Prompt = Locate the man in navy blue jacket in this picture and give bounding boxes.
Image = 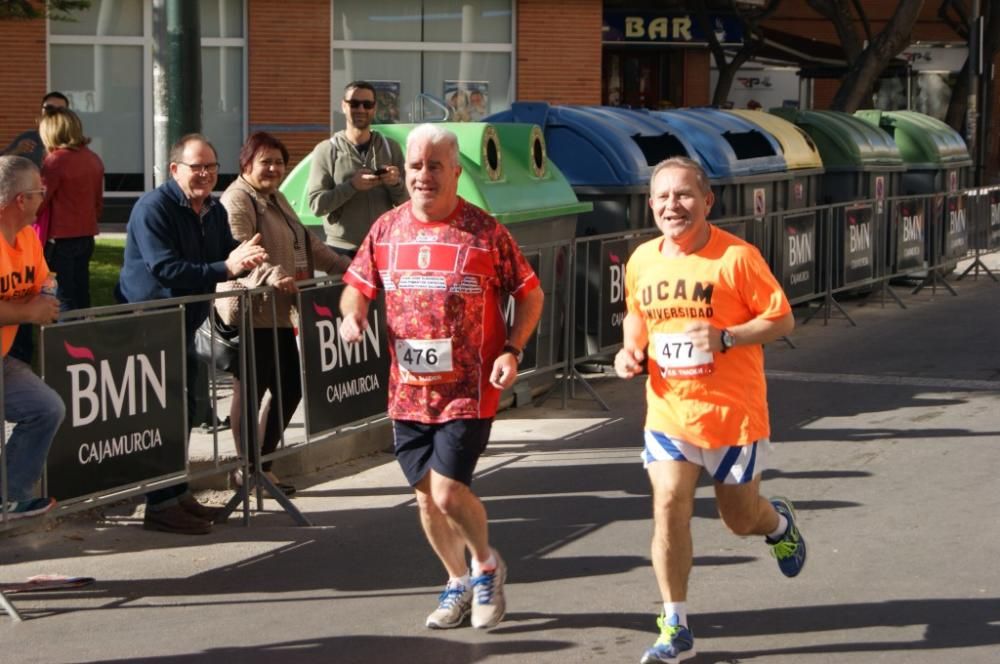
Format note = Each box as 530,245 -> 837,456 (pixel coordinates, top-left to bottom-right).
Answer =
117,133 -> 266,535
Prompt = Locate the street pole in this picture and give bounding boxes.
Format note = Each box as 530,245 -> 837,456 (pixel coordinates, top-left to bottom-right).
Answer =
152,0 -> 202,186
967,0 -> 981,186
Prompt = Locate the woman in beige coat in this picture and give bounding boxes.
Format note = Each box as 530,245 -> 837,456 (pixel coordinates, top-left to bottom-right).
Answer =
221,132 -> 349,495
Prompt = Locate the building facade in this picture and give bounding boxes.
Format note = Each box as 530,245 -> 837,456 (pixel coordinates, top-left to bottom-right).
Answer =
0,0 -> 994,221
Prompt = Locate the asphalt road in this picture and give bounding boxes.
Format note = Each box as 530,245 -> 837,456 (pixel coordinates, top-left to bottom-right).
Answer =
2,256 -> 999,663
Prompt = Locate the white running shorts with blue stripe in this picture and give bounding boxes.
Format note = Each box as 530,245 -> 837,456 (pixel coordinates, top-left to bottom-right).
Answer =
642,430 -> 772,485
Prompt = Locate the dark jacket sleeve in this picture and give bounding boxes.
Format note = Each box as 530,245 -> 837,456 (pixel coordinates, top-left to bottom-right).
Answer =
131,197 -> 231,291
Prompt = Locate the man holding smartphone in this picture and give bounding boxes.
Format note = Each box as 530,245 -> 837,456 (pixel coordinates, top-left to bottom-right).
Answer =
307,81 -> 408,257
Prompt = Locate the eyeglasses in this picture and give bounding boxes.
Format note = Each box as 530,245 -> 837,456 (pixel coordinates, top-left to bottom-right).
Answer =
178,162 -> 220,174
345,99 -> 376,110
20,187 -> 46,198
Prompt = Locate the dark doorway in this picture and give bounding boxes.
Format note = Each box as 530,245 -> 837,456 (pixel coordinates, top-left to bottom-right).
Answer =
603,48 -> 682,109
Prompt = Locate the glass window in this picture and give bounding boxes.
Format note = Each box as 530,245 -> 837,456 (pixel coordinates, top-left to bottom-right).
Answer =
422,0 -> 512,43
334,0 -> 422,41
50,44 -> 144,191
200,0 -> 244,39
332,0 -> 513,129
334,0 -> 511,43
424,51 -> 510,119
49,1 -> 247,193
202,46 -> 244,177
333,50 -> 422,125
49,0 -> 143,37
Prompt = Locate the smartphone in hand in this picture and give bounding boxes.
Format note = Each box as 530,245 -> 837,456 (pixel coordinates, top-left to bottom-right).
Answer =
372,167 -> 389,176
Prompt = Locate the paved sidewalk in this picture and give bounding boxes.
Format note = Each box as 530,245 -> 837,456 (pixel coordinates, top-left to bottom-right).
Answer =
1,255 -> 999,663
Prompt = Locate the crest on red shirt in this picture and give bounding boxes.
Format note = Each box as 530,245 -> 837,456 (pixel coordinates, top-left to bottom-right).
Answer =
418,245 -> 431,270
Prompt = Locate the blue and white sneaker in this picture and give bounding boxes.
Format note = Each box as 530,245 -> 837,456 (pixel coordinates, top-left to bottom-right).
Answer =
425,580 -> 472,629
2,496 -> 57,521
768,496 -> 806,577
640,613 -> 696,664
471,549 -> 507,629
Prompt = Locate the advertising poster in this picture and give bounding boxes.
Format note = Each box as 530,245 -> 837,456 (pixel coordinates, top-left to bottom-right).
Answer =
599,239 -> 630,349
874,175 -> 886,215
780,213 -> 817,301
945,195 -> 968,258
298,284 -> 390,436
371,80 -> 400,124
895,199 -> 925,272
41,310 -> 188,499
443,81 -> 489,122
752,187 -> 766,218
503,253 -> 540,371
844,205 -> 875,286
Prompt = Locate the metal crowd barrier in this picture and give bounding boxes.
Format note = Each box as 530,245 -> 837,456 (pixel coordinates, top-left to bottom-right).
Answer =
2,188 -> 998,532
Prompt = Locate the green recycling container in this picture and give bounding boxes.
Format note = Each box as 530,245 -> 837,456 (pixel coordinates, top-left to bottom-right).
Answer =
281,122 -> 591,386
771,108 -> 904,291
727,109 -> 825,302
855,110 -> 973,267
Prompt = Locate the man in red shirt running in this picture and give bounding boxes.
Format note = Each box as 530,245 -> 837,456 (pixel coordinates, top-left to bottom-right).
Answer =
339,123 -> 543,630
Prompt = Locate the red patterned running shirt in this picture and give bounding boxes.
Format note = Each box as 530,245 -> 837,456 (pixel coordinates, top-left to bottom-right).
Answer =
343,197 -> 540,423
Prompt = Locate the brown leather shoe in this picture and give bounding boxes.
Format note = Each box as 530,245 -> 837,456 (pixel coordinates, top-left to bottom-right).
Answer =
178,493 -> 227,524
143,504 -> 212,535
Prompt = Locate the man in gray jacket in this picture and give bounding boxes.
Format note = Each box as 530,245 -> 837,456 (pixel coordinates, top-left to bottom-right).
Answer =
307,81 -> 408,256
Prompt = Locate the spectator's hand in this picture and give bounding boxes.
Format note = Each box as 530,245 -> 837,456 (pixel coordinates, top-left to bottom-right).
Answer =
339,312 -> 368,343
273,276 -> 298,294
489,353 -> 519,390
226,233 -> 268,276
26,293 -> 60,325
683,320 -> 720,353
379,165 -> 401,187
614,346 -> 645,379
350,169 -> 380,192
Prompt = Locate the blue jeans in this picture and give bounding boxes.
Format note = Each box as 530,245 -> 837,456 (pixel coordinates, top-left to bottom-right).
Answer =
1,356 -> 66,501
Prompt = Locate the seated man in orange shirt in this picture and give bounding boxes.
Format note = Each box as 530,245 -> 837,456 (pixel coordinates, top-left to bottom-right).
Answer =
615,157 -> 805,664
0,156 -> 64,520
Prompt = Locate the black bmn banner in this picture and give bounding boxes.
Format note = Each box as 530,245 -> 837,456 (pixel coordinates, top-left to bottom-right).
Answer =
298,284 -> 390,436
599,239 -> 629,349
781,212 -> 817,300
844,205 -> 875,286
895,199 -> 925,272
41,310 -> 187,499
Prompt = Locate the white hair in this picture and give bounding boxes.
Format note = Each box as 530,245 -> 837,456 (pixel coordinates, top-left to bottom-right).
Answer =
406,123 -> 459,166
0,156 -> 39,208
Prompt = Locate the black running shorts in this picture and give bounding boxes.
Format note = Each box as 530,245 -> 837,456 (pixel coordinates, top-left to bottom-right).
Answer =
392,418 -> 493,487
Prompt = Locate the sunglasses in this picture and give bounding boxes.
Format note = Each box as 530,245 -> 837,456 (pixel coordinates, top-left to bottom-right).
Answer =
345,99 -> 376,110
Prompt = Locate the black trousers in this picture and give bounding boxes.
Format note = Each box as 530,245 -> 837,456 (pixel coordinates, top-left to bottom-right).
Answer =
246,327 -> 302,472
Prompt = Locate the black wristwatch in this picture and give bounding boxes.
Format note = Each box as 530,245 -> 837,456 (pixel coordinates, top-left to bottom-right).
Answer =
502,343 -> 523,364
720,329 -> 735,353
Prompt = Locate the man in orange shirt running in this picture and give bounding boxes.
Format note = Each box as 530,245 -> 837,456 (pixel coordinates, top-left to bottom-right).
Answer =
615,157 -> 805,664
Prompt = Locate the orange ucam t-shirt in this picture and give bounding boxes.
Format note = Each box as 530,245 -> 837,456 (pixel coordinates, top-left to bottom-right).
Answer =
625,225 -> 790,449
0,226 -> 50,357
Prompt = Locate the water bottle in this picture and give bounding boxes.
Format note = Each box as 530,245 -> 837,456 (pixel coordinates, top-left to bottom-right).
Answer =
41,272 -> 57,297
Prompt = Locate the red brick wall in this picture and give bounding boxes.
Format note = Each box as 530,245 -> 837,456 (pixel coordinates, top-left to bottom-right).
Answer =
683,49 -> 711,107
247,0 -> 330,169
517,0 -> 602,104
0,17 -> 47,149
812,79 -> 839,110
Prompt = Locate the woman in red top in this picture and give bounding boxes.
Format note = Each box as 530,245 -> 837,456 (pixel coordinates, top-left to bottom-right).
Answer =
38,107 -> 104,310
